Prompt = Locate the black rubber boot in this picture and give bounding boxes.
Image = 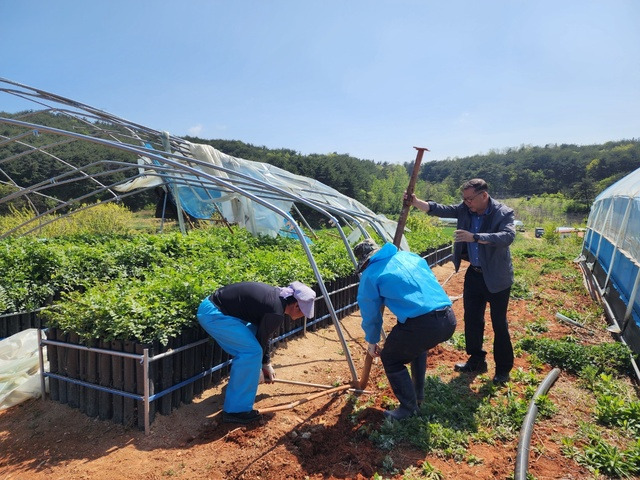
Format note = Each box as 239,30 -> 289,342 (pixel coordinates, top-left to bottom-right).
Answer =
411,351 -> 427,407
222,409 -> 262,424
383,369 -> 418,421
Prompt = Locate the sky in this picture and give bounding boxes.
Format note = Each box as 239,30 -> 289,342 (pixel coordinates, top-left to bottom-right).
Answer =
1,0 -> 639,164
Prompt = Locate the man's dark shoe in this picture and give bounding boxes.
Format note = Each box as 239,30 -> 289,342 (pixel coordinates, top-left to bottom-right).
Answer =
493,372 -> 510,385
454,360 -> 488,373
222,409 -> 262,424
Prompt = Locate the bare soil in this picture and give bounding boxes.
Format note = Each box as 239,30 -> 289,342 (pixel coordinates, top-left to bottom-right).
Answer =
0,261 -> 623,480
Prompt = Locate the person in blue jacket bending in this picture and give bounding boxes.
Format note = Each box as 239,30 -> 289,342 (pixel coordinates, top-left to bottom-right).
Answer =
354,239 -> 457,421
197,281 -> 316,424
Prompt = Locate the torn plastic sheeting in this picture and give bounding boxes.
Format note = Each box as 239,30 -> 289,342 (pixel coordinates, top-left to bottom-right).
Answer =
114,141 -> 404,248
186,143 -> 405,247
0,329 -> 48,411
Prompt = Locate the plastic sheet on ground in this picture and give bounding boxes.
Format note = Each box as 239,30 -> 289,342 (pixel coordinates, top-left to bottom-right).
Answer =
0,328 -> 48,411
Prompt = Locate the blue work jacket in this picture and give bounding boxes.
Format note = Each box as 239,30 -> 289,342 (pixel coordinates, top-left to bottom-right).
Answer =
357,243 -> 452,344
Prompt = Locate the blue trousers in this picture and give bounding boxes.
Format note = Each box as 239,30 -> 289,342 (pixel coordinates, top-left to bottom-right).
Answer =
197,297 -> 262,413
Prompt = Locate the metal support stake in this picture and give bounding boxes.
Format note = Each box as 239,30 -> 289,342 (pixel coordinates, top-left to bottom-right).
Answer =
143,348 -> 150,435
38,328 -> 46,402
393,146 -> 429,246
623,269 -> 640,330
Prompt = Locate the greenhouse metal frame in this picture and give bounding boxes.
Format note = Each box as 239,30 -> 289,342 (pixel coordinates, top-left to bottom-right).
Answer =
0,77 -> 414,396
580,166 -> 640,379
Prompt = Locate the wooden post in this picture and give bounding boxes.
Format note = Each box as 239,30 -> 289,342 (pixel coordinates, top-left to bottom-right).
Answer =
86,339 -> 98,418
181,331 -> 194,404
171,336 -> 183,407
160,342 -> 174,415
202,337 -> 214,390
123,341 -> 136,426
56,330 -> 68,405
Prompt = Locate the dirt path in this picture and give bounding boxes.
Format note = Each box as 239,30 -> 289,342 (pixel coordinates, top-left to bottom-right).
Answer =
0,262 -> 612,479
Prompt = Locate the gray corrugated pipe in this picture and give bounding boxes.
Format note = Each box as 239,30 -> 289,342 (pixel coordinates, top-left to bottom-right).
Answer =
514,368 -> 561,480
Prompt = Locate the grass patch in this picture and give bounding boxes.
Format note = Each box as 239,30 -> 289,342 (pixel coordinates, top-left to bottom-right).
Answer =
518,336 -> 633,377
561,421 -> 640,478
367,371 -> 555,462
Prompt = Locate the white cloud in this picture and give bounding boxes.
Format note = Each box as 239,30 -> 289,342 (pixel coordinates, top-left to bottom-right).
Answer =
188,124 -> 203,136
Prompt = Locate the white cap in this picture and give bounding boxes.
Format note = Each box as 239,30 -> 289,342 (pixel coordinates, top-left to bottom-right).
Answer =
289,281 -> 316,318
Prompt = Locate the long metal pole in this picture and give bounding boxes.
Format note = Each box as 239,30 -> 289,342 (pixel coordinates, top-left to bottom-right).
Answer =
38,329 -> 47,402
273,378 -> 370,394
143,348 -> 150,435
258,384 -> 352,413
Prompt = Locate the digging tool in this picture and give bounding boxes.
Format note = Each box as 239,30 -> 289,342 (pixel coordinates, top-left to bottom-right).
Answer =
359,146 -> 429,390
273,377 -> 370,393
258,384 -> 352,413
359,347 -> 376,390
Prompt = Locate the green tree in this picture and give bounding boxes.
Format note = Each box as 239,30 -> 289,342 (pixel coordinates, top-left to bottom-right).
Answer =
366,164 -> 410,214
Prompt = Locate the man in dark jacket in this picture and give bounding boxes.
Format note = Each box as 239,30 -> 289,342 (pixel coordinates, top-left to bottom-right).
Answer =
197,281 -> 316,423
407,178 -> 515,384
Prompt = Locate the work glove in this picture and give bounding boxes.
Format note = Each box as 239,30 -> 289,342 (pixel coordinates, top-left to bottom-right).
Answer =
367,342 -> 380,358
262,363 -> 276,383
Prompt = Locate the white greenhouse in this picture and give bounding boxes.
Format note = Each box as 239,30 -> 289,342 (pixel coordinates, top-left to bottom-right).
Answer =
580,166 -> 640,366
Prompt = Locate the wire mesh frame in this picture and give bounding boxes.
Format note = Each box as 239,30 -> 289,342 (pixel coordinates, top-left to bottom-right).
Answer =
0,78 -> 395,237
0,115 -> 388,247
0,78 -> 394,251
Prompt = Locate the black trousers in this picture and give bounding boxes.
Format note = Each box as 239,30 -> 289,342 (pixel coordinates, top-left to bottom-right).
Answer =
463,268 -> 514,373
381,307 -> 457,374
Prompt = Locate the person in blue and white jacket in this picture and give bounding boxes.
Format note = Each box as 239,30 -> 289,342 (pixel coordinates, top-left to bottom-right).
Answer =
354,240 -> 457,420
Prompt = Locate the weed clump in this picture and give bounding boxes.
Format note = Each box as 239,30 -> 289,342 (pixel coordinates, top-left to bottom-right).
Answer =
517,336 -> 633,377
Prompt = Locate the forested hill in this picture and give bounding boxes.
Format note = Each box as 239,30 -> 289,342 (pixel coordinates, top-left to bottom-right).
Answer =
190,136 -> 640,213
1,110 -> 638,216
417,141 -> 640,201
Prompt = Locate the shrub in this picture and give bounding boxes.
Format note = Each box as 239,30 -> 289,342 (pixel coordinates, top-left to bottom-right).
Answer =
0,203 -> 136,237
4,222 -> 449,343
517,336 -> 633,377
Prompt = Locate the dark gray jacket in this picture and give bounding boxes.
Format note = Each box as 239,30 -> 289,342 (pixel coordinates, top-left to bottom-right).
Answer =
427,197 -> 515,293
210,282 -> 286,364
